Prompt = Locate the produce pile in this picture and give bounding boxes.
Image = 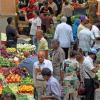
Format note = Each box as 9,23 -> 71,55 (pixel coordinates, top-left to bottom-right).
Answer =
6,48 -> 16,53
0,67 -> 34,99
0,57 -> 12,67
71,2 -> 82,9
17,44 -> 36,51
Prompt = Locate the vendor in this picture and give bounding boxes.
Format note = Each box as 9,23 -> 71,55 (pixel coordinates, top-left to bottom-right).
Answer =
6,17 -> 20,48
18,51 -> 38,77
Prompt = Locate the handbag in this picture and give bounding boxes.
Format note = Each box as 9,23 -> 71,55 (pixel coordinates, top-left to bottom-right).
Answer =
85,71 -> 99,89
78,82 -> 86,95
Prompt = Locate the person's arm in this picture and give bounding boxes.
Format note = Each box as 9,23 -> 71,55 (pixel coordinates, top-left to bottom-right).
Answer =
91,64 -> 100,73
87,61 -> 100,73
54,26 -> 59,39
12,28 -> 20,38
15,31 -> 20,38
45,50 -> 48,59
40,95 -> 56,100
36,18 -> 42,30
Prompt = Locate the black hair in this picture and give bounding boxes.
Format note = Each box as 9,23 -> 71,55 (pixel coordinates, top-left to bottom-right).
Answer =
88,52 -> 96,55
43,1 -> 48,5
88,52 -> 97,62
65,1 -> 69,5
35,10 -> 40,16
1,93 -> 16,100
7,17 -> 13,24
41,68 -> 51,76
70,50 -> 77,58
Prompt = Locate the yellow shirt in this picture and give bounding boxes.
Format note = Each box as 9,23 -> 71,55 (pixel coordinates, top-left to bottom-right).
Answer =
38,37 -> 48,51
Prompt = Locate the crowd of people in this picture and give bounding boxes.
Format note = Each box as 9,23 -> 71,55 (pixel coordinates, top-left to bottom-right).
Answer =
3,0 -> 100,100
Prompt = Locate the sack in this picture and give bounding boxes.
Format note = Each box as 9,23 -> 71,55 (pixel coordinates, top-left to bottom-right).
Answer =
85,70 -> 99,89
78,82 -> 86,95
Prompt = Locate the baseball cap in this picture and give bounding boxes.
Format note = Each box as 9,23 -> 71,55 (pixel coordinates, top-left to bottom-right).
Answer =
89,48 -> 97,54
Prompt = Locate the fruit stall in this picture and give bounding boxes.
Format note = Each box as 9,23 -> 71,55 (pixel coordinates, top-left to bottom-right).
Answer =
0,42 -> 36,99
71,2 -> 86,15
0,58 -> 35,100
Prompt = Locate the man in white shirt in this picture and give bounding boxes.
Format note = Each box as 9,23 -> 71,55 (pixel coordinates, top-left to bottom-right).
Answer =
33,51 -> 53,99
34,51 -> 53,79
54,16 -> 73,59
82,48 -> 100,100
26,11 -> 41,44
78,23 -> 93,55
91,23 -> 100,50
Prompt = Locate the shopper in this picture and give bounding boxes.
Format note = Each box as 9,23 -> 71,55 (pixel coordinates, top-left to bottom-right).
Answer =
41,68 -> 61,100
62,50 -> 79,100
18,51 -> 38,77
82,48 -> 100,100
25,10 -> 41,44
78,23 -> 93,55
61,1 -> 74,25
35,29 -> 48,59
54,16 -> 74,59
91,21 -> 100,51
77,15 -> 87,38
33,51 -> 53,99
6,17 -> 20,47
34,50 -> 53,79
48,0 -> 58,16
51,39 -> 65,81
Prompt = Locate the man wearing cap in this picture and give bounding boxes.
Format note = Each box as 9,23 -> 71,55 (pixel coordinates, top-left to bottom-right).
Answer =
54,16 -> 74,59
82,48 -> 100,100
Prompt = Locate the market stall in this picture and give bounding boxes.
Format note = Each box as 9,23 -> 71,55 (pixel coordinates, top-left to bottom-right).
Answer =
0,40 -> 36,99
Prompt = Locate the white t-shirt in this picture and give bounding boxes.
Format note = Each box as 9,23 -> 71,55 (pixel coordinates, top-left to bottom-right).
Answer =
29,17 -> 41,36
49,2 -> 58,13
34,59 -> 53,72
91,25 -> 100,49
82,56 -> 95,79
54,22 -> 73,48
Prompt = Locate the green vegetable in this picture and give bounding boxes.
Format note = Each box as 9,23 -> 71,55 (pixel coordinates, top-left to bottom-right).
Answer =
2,85 -> 13,94
0,57 -> 11,67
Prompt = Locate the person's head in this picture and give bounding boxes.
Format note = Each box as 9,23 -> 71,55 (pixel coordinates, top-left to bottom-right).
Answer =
7,17 -> 14,25
1,93 -> 16,100
35,29 -> 43,40
84,23 -> 92,30
41,68 -> 51,81
65,1 -> 69,5
51,39 -> 60,49
70,50 -> 77,59
76,52 -> 84,64
34,10 -> 40,17
94,19 -> 100,27
88,48 -> 97,61
23,51 -> 30,58
80,15 -> 89,25
48,0 -> 53,4
37,51 -> 45,63
43,1 -> 48,8
61,16 -> 67,23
